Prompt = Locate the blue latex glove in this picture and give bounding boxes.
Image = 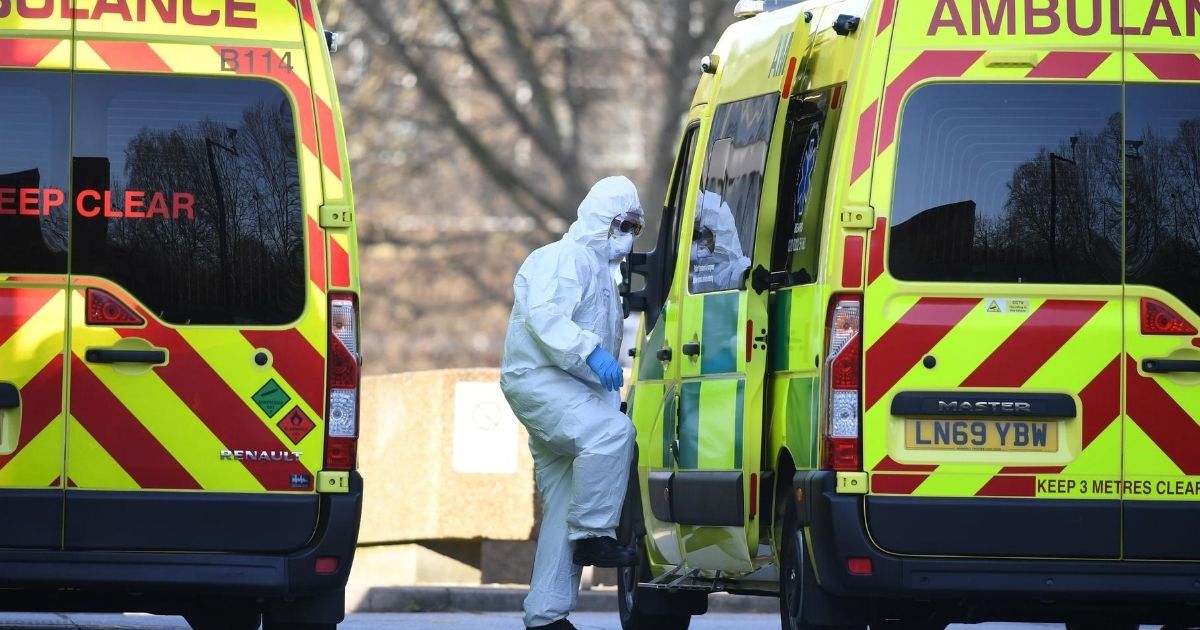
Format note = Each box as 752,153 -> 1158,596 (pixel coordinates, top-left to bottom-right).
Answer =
586,346 -> 623,392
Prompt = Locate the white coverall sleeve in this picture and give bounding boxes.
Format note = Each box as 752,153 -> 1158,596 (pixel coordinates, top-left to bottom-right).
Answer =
523,253 -> 602,373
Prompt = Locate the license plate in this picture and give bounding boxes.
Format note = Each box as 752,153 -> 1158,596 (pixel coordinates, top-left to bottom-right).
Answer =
904,419 -> 1058,452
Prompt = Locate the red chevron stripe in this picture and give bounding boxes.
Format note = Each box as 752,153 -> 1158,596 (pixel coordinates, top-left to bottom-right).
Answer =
1080,356 -> 1121,449
0,38 -> 58,67
330,237 -> 350,287
1125,356 -> 1200,476
878,51 -> 982,155
851,101 -> 878,183
867,217 -> 887,285
877,0 -> 897,34
871,473 -> 928,494
308,215 -> 326,291
287,0 -> 318,30
242,328 -> 325,415
0,355 -> 63,475
316,95 -> 343,180
873,455 -> 936,472
842,236 -> 864,289
0,287 -> 58,349
865,297 -> 979,411
70,358 -> 200,489
117,321 -> 312,490
960,300 -> 1106,388
975,475 -> 1035,497
87,41 -> 171,73
1027,52 -> 1110,79
1135,53 -> 1200,81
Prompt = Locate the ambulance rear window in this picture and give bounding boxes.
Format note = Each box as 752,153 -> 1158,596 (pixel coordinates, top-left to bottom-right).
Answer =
889,83 -> 1122,285
71,74 -> 305,325
0,73 -> 70,274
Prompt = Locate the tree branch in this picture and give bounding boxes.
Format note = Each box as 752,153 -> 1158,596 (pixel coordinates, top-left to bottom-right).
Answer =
432,0 -> 568,167
490,0 -> 562,147
352,0 -> 570,226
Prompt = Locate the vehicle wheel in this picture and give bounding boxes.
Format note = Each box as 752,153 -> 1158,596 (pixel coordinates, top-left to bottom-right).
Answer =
184,608 -> 261,630
618,536 -> 691,630
779,500 -> 862,630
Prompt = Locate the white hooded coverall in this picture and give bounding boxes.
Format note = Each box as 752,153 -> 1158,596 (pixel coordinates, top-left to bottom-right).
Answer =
500,176 -> 639,628
691,189 -> 752,292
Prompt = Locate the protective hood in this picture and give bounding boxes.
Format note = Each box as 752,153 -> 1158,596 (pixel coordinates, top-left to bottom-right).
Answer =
697,190 -> 745,259
565,176 -> 642,258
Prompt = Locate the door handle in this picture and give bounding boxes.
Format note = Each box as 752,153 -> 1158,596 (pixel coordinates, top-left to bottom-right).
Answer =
681,341 -> 701,357
0,383 -> 17,409
656,348 -> 672,362
1143,358 -> 1200,374
85,348 -> 167,365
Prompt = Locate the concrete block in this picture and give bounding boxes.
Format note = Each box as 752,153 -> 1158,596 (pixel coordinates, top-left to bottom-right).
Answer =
359,370 -> 535,543
345,543 -> 484,611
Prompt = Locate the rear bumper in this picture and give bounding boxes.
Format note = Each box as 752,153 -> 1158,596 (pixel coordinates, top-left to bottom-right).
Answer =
795,470 -> 1200,602
0,471 -> 363,602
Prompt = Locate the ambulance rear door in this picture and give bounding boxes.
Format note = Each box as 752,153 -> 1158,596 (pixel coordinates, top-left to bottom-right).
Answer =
62,3 -> 329,552
1121,1 -> 1200,559
862,1 -> 1125,559
0,21 -> 72,547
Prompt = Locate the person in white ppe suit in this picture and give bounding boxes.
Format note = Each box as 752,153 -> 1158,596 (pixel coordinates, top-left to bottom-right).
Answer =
500,176 -> 643,630
689,189 -> 751,292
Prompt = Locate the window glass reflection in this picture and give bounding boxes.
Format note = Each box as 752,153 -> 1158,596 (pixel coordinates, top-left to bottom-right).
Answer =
690,94 -> 777,293
1125,85 -> 1200,316
890,83 -> 1122,285
71,74 -> 304,325
0,73 -> 70,274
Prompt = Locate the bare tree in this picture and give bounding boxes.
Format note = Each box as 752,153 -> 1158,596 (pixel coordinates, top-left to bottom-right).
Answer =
315,0 -> 732,373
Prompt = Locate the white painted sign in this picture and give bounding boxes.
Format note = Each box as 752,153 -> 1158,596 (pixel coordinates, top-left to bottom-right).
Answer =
452,381 -> 520,474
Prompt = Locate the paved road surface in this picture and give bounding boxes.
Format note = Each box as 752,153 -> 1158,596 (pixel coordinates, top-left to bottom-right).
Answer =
0,614 -> 1081,630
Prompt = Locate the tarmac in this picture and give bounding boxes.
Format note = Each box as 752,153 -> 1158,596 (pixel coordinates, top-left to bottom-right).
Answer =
352,586 -> 779,615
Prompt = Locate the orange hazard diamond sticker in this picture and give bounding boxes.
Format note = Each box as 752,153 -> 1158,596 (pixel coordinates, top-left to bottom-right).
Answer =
277,406 -> 315,445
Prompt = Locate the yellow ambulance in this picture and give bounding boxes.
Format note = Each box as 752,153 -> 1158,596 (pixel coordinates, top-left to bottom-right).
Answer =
621,0 -> 1200,628
0,1 -> 361,628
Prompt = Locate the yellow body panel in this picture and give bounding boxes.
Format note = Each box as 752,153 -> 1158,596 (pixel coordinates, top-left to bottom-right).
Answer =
0,0 -> 358,516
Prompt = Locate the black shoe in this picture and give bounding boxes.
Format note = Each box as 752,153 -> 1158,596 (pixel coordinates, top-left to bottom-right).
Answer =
572,536 -> 637,568
527,619 -> 577,629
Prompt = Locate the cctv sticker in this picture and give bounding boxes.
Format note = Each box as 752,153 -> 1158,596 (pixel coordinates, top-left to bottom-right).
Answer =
985,298 -> 1031,314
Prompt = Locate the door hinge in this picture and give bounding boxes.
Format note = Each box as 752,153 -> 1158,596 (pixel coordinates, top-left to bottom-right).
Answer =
320,204 -> 354,229
839,206 -> 875,229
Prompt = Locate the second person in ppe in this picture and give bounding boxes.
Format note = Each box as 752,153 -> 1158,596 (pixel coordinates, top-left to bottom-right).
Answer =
500,176 -> 643,630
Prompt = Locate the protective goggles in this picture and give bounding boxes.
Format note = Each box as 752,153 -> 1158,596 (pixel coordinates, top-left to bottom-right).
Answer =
610,213 -> 644,237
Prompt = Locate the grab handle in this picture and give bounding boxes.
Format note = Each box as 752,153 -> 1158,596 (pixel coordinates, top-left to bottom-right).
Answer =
1142,359 -> 1200,374
85,349 -> 167,365
0,383 -> 17,409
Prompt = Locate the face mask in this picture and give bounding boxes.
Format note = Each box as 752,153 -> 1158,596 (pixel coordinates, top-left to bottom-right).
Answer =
692,243 -> 712,260
608,232 -> 634,261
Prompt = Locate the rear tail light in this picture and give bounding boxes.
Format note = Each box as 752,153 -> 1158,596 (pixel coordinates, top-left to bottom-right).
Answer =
326,293 -> 360,470
86,288 -> 144,326
823,295 -> 862,471
847,557 -> 873,575
1141,298 -> 1197,335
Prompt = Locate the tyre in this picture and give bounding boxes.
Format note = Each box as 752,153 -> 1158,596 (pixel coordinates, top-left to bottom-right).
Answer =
779,499 -> 863,630
618,537 -> 692,630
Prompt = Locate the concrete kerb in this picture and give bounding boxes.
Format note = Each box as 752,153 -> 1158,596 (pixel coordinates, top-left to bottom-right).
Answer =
355,586 -> 779,615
